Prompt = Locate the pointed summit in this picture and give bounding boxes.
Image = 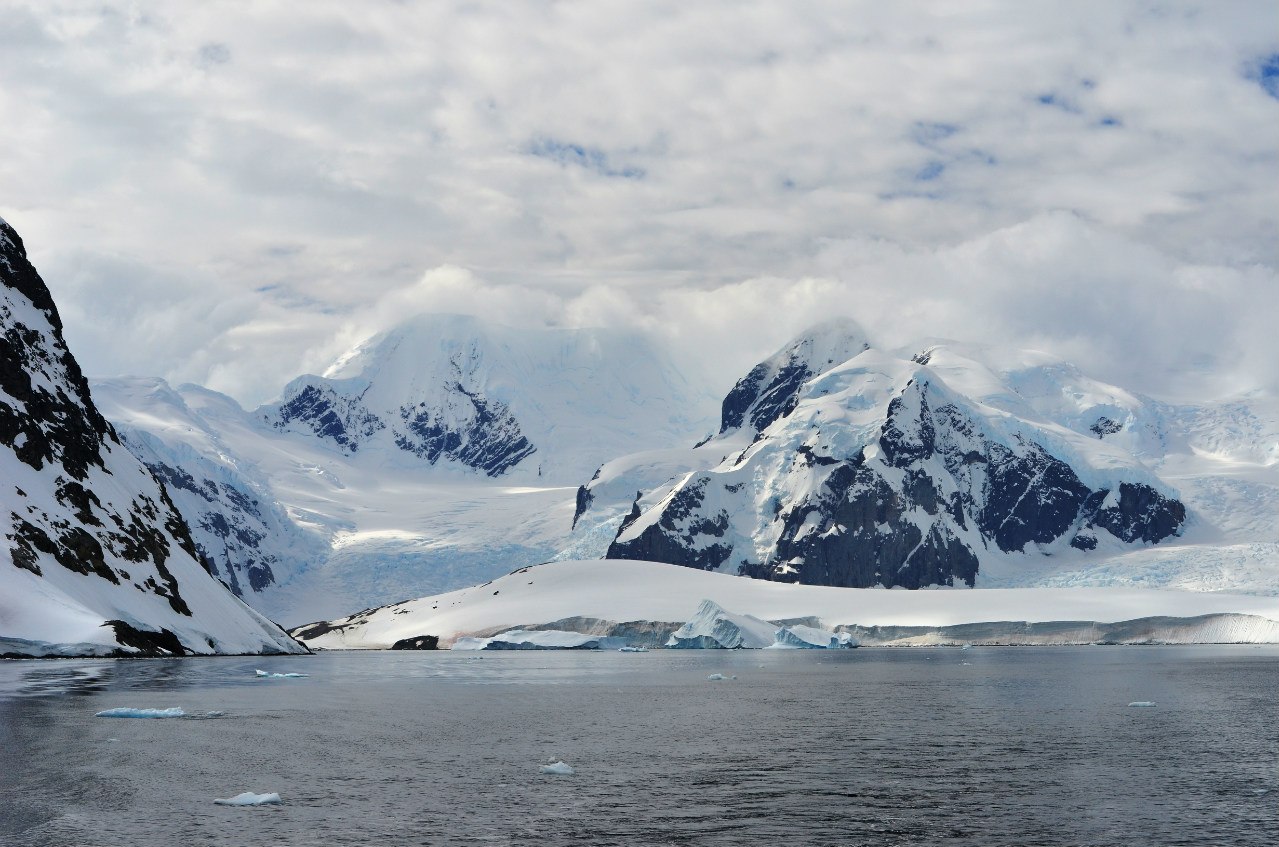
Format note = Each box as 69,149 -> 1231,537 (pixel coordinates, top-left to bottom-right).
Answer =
720,317 -> 871,434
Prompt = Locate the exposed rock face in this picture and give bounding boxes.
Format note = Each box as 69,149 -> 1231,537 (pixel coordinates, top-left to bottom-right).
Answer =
607,329 -> 1187,589
719,317 -> 870,435
0,217 -> 304,656
274,383 -> 384,453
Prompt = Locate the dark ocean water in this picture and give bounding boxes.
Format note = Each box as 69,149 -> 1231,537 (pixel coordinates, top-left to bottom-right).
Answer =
1,647 -> 1275,847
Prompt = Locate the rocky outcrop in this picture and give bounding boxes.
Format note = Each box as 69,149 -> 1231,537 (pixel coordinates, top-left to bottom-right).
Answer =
1,217 -> 304,656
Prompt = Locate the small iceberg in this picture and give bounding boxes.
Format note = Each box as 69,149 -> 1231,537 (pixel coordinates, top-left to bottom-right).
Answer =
95,707 -> 185,719
255,670 -> 307,678
539,761 -> 575,775
706,673 -> 736,681
213,792 -> 282,806
1128,701 -> 1157,708
617,646 -> 649,653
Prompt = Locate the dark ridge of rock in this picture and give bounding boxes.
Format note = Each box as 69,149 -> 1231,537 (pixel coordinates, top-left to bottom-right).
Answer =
2,218 -> 200,617
607,477 -> 733,570
1090,417 -> 1123,438
394,385 -> 536,476
572,483 -> 593,529
390,635 -> 439,650
0,221 -> 111,482
273,384 -> 384,452
103,620 -> 192,656
1090,482 -> 1187,544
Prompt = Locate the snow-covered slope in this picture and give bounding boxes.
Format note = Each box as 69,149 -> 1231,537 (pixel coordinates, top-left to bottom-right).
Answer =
93,317 -> 717,623
263,314 -> 714,483
290,559 -> 1279,649
583,325 -> 1277,594
0,217 -> 304,657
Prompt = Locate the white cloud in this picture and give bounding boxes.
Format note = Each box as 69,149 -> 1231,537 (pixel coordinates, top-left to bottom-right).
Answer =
0,1 -> 1274,406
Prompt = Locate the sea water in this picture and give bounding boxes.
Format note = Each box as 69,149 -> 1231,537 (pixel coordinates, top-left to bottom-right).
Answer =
1,647 -> 1275,846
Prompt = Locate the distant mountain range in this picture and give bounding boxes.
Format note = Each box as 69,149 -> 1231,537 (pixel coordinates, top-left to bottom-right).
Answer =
92,315 -> 717,622
6,215 -> 1278,652
574,321 -> 1278,595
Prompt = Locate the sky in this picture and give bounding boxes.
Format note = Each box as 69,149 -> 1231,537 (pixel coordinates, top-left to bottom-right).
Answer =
1,1 -> 1276,407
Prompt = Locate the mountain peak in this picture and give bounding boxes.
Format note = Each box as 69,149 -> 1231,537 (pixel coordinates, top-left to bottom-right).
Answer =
720,317 -> 872,435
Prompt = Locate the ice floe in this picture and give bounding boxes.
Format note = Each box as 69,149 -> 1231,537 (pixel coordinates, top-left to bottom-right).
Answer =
213,792 -> 282,806
539,761 -> 575,775
1127,701 -> 1158,708
706,673 -> 737,681
94,707 -> 185,719
255,670 -> 308,678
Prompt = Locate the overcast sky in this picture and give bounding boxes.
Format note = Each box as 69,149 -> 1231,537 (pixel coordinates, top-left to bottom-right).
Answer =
2,1 -> 1276,407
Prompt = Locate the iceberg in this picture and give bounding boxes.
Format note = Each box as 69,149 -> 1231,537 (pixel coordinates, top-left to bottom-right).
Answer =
1127,701 -> 1158,708
667,600 -> 778,649
706,673 -> 737,681
539,761 -> 575,775
617,645 -> 649,652
213,792 -> 282,806
255,670 -> 307,678
95,707 -> 185,719
773,624 -> 857,649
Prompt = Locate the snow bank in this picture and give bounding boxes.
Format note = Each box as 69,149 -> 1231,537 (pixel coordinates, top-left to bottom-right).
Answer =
95,708 -> 185,719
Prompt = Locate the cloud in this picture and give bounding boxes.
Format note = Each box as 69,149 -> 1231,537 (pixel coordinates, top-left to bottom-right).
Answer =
0,1 -> 1273,406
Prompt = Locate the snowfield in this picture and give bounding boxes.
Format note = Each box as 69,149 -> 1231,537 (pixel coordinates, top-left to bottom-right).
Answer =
293,559 -> 1279,649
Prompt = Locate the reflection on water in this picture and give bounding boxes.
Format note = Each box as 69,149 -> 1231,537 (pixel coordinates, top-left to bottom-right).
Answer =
1,648 -> 1276,846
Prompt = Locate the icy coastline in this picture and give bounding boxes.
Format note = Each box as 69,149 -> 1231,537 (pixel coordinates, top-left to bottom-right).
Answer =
291,559 -> 1279,650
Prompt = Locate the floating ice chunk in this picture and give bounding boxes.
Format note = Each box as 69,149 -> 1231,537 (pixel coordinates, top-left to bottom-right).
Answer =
255,670 -> 307,678
706,673 -> 737,681
540,761 -> 575,775
1128,701 -> 1157,708
95,707 -> 185,719
617,646 -> 648,652
213,792 -> 282,806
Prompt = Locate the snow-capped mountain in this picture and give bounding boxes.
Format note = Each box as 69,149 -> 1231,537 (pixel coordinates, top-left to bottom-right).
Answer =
263,314 -> 712,482
93,317 -> 717,622
574,322 -> 1278,594
0,217 -> 304,657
